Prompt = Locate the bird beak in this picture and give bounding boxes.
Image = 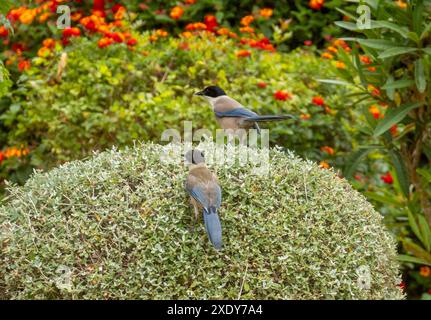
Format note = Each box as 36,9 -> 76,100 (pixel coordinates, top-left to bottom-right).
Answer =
194,91 -> 204,96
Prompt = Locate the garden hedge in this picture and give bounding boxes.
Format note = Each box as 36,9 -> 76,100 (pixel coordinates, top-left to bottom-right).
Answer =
0,142 -> 404,299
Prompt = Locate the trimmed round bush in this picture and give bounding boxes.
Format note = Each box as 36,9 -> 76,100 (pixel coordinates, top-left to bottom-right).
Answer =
0,142 -> 403,299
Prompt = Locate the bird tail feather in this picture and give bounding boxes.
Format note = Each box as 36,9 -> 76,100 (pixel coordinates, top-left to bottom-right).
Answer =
203,207 -> 222,250
244,114 -> 296,122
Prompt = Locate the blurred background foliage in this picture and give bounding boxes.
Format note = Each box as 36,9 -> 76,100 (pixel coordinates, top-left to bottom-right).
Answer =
0,0 -> 430,299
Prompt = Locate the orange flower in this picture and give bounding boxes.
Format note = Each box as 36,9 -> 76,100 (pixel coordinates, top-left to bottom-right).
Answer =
259,8 -> 273,18
334,61 -> 346,69
39,12 -> 51,23
156,29 -> 169,37
420,266 -> 431,277
114,6 -> 126,20
19,9 -> 37,24
360,55 -> 372,64
71,12 -> 83,22
300,114 -> 311,120
217,28 -> 231,36
185,22 -> 207,31
240,15 -> 254,26
369,105 -> 381,119
236,50 -> 251,58
240,26 -> 254,33
18,60 -> 31,72
326,46 -> 338,53
170,6 -> 184,20
43,38 -> 56,49
37,46 -> 50,57
312,96 -> 325,106
321,146 -> 335,155
319,161 -> 330,169
185,0 -> 197,3
309,0 -> 325,10
98,37 -> 114,48
274,90 -> 292,101
181,31 -> 193,38
368,66 -> 377,72
321,52 -> 333,59
396,0 -> 407,9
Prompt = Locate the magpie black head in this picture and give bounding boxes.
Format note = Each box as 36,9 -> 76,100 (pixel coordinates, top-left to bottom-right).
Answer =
185,149 -> 205,165
194,86 -> 226,98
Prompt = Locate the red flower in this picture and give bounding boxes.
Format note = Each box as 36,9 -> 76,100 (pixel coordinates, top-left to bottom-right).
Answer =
257,82 -> 267,88
112,3 -> 124,13
398,281 -> 406,290
274,90 -> 291,101
127,38 -> 137,46
204,15 -> 218,32
390,124 -> 398,136
0,151 -> 4,165
18,60 -> 31,72
0,26 -> 8,38
63,27 -> 81,38
304,40 -> 313,46
381,172 -> 394,184
312,96 -> 325,106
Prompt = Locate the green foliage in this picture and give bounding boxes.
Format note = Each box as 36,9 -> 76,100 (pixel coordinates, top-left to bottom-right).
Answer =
331,0 -> 431,297
0,61 -> 11,98
0,142 -> 404,299
0,35 -> 355,188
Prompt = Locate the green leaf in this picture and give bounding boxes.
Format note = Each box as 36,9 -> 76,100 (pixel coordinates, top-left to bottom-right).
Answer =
406,209 -> 423,243
398,254 -> 431,266
413,0 -> 424,35
373,102 -> 421,137
390,150 -> 410,198
343,147 -> 374,179
352,38 -> 397,50
378,47 -> 418,59
373,21 -> 410,38
417,168 -> 431,184
418,215 -> 431,252
420,23 -> 431,40
402,239 -> 431,264
335,8 -> 357,21
381,79 -> 414,90
334,21 -> 359,31
414,58 -> 427,93
316,79 -> 352,86
364,191 -> 401,206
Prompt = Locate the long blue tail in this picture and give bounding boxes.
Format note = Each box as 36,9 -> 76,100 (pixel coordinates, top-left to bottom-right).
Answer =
203,207 -> 222,250
246,114 -> 296,122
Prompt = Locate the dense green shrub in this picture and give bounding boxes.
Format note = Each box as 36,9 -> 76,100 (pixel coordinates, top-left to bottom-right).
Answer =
0,142 -> 403,299
1,35 -> 355,187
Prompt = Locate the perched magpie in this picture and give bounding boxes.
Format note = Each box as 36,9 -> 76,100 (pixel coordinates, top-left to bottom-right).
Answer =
195,85 -> 295,133
185,149 -> 222,250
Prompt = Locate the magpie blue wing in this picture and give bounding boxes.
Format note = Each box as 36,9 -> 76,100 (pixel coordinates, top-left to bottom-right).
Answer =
214,108 -> 258,118
185,184 -> 210,208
